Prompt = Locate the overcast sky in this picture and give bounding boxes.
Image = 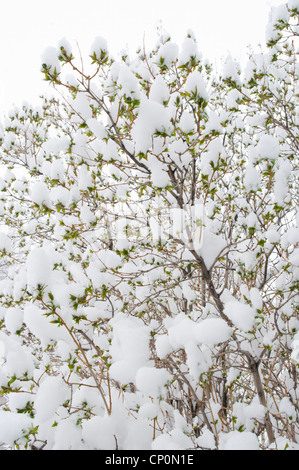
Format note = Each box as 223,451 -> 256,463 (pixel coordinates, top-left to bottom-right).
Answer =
0,0 -> 283,115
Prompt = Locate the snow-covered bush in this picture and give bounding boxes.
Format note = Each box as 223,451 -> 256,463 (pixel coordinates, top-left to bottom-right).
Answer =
0,1 -> 298,450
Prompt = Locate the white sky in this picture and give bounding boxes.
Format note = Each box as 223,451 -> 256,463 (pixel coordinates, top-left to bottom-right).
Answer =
0,0 -> 283,115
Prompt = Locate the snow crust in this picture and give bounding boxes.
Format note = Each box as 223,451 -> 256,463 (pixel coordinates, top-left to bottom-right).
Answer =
131,97 -> 172,153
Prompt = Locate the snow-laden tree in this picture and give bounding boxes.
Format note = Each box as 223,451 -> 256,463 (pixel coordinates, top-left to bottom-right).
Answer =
0,0 -> 298,450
